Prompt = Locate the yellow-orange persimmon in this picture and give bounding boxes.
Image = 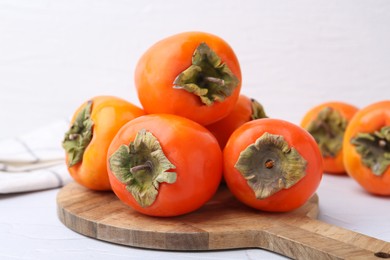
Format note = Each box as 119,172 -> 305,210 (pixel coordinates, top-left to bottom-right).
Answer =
62,96 -> 145,190
343,100 -> 390,196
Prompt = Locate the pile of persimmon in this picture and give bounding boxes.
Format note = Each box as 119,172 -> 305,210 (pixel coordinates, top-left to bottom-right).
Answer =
301,100 -> 390,196
63,31 -> 327,217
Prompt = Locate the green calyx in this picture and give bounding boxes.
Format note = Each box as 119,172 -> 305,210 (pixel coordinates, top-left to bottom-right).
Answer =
235,132 -> 307,199
306,107 -> 347,157
251,98 -> 268,120
62,101 -> 94,167
173,42 -> 239,106
109,129 -> 177,208
351,126 -> 390,176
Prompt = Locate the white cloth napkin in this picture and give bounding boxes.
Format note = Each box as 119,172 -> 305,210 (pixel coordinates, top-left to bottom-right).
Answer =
0,120 -> 73,194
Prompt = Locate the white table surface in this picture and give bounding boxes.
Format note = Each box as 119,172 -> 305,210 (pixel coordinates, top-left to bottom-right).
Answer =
1,1 -> 389,259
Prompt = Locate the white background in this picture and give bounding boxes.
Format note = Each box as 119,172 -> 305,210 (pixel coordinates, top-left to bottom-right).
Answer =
1,0 -> 390,138
0,1 -> 389,259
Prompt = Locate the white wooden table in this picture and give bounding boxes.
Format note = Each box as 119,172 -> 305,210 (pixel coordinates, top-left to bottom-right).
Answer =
1,1 -> 389,259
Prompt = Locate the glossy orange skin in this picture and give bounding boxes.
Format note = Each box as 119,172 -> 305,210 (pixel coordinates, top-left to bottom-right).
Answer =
66,96 -> 145,191
107,114 -> 223,217
223,118 -> 323,212
301,102 -> 359,175
343,100 -> 390,196
134,31 -> 242,126
207,95 -> 254,149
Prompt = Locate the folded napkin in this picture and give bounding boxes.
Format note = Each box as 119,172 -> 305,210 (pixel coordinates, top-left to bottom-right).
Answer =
0,120 -> 73,194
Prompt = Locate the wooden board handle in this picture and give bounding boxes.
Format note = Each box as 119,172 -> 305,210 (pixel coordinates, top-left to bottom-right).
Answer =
252,217 -> 390,259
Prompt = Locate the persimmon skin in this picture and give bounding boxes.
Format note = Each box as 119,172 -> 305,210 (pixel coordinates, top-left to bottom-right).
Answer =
343,100 -> 390,196
134,31 -> 242,126
107,114 -> 223,217
301,102 -> 358,175
207,95 -> 254,149
66,96 -> 145,191
223,118 -> 323,212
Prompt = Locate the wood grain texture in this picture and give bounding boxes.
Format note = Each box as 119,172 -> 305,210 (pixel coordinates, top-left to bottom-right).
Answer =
57,182 -> 390,260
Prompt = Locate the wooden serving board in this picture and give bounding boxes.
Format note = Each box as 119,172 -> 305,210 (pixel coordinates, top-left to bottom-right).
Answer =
57,182 -> 390,259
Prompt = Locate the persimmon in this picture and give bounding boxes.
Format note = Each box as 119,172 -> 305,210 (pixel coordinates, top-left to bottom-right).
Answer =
107,114 -> 222,217
301,102 -> 358,174
134,31 -> 242,126
62,96 -> 145,190
343,100 -> 390,196
223,118 -> 323,212
207,94 -> 267,149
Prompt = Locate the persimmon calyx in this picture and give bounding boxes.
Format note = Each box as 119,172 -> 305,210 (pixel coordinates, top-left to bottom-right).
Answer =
173,42 -> 239,106
62,100 -> 94,167
306,107 -> 347,157
235,132 -> 307,199
251,98 -> 268,120
351,126 -> 390,176
109,129 -> 177,208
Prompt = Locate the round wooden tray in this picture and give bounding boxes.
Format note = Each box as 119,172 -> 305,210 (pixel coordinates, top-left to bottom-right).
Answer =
57,182 -> 389,259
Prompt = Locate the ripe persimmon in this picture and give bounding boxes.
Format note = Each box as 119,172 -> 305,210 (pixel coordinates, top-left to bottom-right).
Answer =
223,118 -> 323,212
206,94 -> 267,149
343,100 -> 390,196
107,114 -> 222,216
301,102 -> 358,174
135,31 -> 242,125
62,96 -> 145,190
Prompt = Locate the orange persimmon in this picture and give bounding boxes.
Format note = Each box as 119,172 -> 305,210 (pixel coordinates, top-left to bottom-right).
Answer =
343,100 -> 390,196
107,114 -> 222,217
62,96 -> 145,190
134,31 -> 242,126
223,118 -> 323,212
207,94 -> 267,149
301,102 -> 358,174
